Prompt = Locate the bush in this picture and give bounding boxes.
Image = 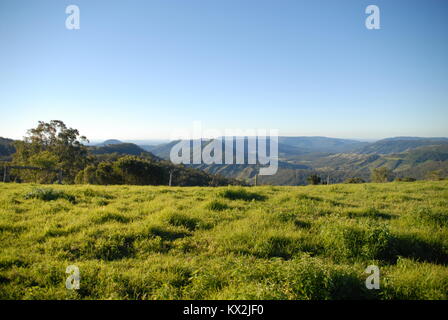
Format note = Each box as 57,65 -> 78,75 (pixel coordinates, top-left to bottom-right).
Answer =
307,174 -> 321,185
395,177 -> 416,182
344,177 -> 365,184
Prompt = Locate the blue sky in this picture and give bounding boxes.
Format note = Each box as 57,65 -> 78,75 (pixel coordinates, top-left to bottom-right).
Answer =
1,0 -> 447,140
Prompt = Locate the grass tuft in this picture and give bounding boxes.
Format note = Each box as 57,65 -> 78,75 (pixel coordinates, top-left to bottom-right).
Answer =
219,188 -> 266,201
24,188 -> 76,203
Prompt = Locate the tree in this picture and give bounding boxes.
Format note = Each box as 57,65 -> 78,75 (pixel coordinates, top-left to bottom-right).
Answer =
395,177 -> 416,182
96,162 -> 122,185
75,165 -> 98,184
13,120 -> 89,183
426,170 -> 443,181
74,162 -> 122,185
371,167 -> 393,183
344,177 -> 366,184
115,156 -> 167,185
307,174 -> 321,185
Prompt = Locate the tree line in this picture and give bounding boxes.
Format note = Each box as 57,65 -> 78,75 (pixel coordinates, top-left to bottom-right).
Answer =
5,120 -> 241,186
306,167 -> 443,185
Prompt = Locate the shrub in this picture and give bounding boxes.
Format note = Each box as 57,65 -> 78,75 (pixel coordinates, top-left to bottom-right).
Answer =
395,177 -> 416,182
307,174 -> 321,185
344,177 -> 365,184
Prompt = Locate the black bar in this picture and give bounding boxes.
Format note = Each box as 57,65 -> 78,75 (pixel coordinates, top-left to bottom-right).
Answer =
0,300 -> 446,319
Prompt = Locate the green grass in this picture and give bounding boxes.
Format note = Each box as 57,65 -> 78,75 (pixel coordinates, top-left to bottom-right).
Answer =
0,181 -> 447,300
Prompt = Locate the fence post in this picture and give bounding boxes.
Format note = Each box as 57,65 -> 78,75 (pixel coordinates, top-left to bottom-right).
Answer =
57,170 -> 63,184
169,170 -> 173,187
3,166 -> 10,183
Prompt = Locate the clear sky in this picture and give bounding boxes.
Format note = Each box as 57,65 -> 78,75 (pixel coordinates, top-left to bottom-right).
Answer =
1,0 -> 447,140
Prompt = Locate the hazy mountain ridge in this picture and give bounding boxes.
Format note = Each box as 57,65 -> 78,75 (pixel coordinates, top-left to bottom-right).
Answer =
95,139 -> 123,146
356,138 -> 448,154
89,143 -> 151,157
139,136 -> 448,185
278,136 -> 369,153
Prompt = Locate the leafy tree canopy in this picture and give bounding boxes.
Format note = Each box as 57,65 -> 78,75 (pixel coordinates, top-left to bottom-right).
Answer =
13,120 -> 89,183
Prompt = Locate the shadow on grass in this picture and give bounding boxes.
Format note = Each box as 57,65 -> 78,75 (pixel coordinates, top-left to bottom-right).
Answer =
24,188 -> 76,204
345,208 -> 396,220
388,235 -> 448,266
294,219 -> 313,229
220,188 -> 266,201
148,225 -> 191,241
93,212 -> 131,224
297,194 -> 322,201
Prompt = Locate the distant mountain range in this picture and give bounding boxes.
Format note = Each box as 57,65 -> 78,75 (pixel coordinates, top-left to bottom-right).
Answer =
356,138 -> 448,154
137,136 -> 448,185
89,143 -> 154,156
142,136 -> 368,159
90,139 -> 170,147
278,136 -> 369,153
2,136 -> 447,185
142,136 -> 448,156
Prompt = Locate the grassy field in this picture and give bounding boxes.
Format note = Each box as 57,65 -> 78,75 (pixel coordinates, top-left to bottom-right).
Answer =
0,181 -> 447,300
